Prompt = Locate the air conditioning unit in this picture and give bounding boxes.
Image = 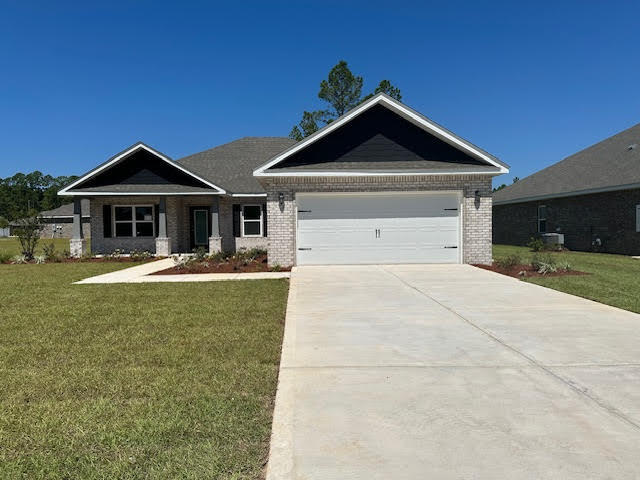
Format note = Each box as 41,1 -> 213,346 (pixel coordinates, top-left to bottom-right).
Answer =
541,233 -> 564,247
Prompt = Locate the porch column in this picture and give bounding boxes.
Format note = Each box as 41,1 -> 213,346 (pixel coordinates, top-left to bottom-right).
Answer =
155,197 -> 171,256
209,197 -> 222,253
70,197 -> 86,258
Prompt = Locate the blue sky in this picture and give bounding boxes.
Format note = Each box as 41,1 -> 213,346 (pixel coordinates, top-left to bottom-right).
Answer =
1,1 -> 639,187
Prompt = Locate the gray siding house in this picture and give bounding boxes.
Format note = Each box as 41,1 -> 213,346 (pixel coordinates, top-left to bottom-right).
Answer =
59,94 -> 508,266
493,123 -> 640,255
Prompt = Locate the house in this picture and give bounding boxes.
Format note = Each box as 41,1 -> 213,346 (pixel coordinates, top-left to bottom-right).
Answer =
493,123 -> 640,255
58,94 -> 509,266
8,200 -> 91,238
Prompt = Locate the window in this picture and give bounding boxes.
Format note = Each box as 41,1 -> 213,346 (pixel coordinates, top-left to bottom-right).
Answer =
241,204 -> 263,237
537,205 -> 547,233
113,205 -> 154,237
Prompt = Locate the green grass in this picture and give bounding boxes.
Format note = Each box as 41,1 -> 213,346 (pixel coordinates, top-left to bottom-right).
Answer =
0,237 -> 82,257
0,262 -> 289,479
493,244 -> 640,313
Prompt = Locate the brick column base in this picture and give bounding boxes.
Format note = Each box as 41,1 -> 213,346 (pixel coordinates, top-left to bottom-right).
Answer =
155,237 -> 171,256
209,236 -> 222,253
70,238 -> 87,258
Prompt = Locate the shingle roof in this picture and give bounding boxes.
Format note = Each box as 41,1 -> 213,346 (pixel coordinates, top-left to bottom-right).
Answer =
40,199 -> 90,217
177,137 -> 296,193
493,123 -> 640,204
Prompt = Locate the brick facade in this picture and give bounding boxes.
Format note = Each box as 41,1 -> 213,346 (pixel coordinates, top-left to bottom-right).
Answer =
88,195 -> 267,255
493,187 -> 640,255
259,174 -> 493,267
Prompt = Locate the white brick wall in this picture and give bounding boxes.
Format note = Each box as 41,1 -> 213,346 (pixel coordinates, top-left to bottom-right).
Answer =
260,175 -> 493,267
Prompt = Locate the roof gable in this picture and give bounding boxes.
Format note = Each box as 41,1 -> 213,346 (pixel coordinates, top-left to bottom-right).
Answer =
59,143 -> 225,195
254,94 -> 508,176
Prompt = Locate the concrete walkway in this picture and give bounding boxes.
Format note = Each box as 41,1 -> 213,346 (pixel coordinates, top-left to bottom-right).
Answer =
75,258 -> 290,284
268,264 -> 640,479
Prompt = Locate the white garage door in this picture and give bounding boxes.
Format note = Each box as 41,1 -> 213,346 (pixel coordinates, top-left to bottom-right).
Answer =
296,192 -> 461,265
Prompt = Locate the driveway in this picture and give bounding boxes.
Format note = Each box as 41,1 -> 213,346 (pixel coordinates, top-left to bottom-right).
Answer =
267,264 -> 640,479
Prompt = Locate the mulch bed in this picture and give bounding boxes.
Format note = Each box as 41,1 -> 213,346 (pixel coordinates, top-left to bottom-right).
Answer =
152,253 -> 291,275
474,263 -> 589,279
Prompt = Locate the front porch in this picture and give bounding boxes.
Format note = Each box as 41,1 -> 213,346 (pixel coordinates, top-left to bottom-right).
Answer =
69,195 -> 268,257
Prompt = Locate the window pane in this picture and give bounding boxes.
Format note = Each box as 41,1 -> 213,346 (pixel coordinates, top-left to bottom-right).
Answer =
115,206 -> 132,221
538,206 -> 546,219
243,205 -> 261,220
115,222 -> 133,237
136,222 -> 154,237
243,220 -> 261,236
136,206 -> 153,222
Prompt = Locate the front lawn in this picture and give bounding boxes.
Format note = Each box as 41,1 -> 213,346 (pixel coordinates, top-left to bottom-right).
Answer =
0,262 -> 288,479
0,237 -> 79,257
493,244 -> 640,313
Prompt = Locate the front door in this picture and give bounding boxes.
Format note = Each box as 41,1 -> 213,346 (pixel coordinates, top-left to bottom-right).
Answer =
191,207 -> 209,249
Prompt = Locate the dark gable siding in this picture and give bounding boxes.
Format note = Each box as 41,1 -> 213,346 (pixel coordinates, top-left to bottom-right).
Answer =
272,104 -> 487,170
493,187 -> 640,255
77,150 -> 207,189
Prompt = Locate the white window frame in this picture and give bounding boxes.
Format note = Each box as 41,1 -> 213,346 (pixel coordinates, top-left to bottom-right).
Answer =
112,205 -> 155,238
537,205 -> 547,233
241,204 -> 263,237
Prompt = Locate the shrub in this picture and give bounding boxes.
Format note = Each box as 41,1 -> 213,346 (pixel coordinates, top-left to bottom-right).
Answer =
0,252 -> 12,264
537,262 -> 558,275
42,242 -> 60,262
526,237 -> 544,252
13,216 -> 43,260
557,261 -> 572,272
104,249 -> 123,261
34,255 -> 46,264
173,255 -> 196,270
12,254 -> 27,264
270,264 -> 282,272
495,254 -> 521,270
192,247 -> 208,261
130,249 -> 153,262
531,253 -> 558,274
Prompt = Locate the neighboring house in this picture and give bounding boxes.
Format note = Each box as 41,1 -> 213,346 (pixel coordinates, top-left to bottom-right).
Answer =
58,94 -> 509,266
8,200 -> 91,238
493,123 -> 640,255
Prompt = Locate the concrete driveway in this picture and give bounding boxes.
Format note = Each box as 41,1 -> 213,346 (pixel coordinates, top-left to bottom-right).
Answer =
267,264 -> 640,479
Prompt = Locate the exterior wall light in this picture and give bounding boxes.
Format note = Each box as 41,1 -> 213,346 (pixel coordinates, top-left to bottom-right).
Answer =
278,192 -> 285,210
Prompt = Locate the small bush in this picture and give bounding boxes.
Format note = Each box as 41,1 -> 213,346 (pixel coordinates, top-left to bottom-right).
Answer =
0,252 -> 12,264
34,255 -> 46,264
192,247 -> 208,261
537,262 -> 558,275
12,254 -> 27,264
557,261 -> 572,272
531,253 -> 556,270
495,254 -> 521,270
130,249 -> 153,262
104,249 -> 123,261
527,237 -> 544,252
42,242 -> 60,262
270,264 -> 282,272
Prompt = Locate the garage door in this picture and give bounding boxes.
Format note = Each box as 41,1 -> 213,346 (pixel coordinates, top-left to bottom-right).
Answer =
296,192 -> 461,265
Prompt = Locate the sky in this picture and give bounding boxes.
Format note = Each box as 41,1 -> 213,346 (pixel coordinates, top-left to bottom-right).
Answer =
1,1 -> 639,188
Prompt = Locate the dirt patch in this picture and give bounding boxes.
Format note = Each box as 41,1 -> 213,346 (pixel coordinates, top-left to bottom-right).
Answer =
152,254 -> 291,275
474,263 -> 589,279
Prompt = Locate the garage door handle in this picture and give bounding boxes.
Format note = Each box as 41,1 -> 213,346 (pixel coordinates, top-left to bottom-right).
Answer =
298,210 -> 312,213
444,208 -> 458,211
444,246 -> 458,249
298,247 -> 312,251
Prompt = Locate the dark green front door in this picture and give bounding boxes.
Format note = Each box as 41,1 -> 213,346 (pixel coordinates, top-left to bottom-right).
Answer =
193,209 -> 209,247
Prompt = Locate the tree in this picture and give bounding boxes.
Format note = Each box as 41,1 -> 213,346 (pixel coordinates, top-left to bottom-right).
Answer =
0,216 -> 8,229
13,214 -> 43,260
492,177 -> 519,193
290,61 -> 402,140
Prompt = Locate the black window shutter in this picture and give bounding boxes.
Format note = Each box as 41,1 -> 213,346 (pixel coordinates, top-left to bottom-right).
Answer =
154,204 -> 160,237
103,205 -> 112,238
262,204 -> 267,237
232,204 -> 241,237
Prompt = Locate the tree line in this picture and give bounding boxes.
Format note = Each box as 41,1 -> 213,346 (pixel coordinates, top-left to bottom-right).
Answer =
0,171 -> 77,224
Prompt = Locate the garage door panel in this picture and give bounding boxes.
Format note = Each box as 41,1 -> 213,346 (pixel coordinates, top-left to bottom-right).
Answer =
297,193 -> 460,265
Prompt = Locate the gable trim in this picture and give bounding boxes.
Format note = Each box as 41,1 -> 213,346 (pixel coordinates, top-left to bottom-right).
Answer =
254,94 -> 509,176
58,142 -> 226,195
